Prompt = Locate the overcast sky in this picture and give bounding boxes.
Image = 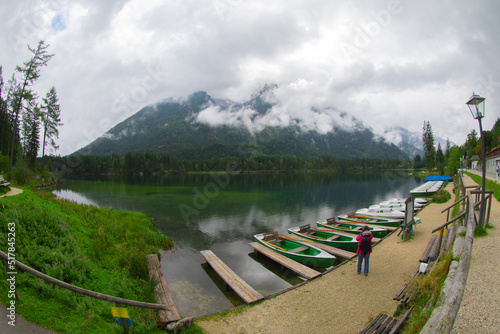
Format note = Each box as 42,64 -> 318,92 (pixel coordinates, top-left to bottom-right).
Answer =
1,0 -> 499,156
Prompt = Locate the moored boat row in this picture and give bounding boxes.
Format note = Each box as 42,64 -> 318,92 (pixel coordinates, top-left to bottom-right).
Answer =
253,179 -> 450,270
410,180 -> 444,196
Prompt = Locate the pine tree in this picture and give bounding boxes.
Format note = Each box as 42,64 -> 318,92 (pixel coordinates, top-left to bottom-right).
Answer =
422,121 -> 436,170
9,41 -> 54,173
40,86 -> 62,171
22,102 -> 40,168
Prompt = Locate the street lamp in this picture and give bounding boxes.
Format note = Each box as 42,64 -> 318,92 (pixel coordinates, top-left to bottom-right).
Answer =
466,93 -> 486,226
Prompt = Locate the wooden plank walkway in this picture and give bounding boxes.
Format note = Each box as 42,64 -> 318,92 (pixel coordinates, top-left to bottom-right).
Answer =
248,242 -> 321,280
200,250 -> 263,304
146,254 -> 181,324
288,235 -> 357,259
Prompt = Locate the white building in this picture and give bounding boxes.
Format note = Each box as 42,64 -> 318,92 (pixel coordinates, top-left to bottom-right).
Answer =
486,145 -> 500,175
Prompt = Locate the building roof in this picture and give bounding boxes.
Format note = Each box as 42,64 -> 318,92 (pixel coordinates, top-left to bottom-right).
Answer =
486,145 -> 500,159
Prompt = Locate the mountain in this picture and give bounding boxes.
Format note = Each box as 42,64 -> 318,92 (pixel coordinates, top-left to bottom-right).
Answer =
75,87 -> 410,160
383,127 -> 452,158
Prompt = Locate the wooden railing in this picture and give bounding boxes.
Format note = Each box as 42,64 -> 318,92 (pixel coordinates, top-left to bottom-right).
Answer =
422,170 -> 495,332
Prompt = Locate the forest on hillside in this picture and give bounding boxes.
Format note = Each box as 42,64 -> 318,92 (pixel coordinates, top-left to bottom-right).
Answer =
50,152 -> 410,176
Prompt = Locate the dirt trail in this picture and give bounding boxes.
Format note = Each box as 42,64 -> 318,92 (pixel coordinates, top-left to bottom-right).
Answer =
0,187 -> 23,198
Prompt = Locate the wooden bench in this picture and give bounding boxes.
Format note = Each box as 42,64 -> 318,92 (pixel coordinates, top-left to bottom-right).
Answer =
359,306 -> 414,334
200,250 -> 263,304
0,175 -> 10,188
326,235 -> 340,241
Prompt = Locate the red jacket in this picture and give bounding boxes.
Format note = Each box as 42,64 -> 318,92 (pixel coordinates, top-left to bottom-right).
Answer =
356,232 -> 373,254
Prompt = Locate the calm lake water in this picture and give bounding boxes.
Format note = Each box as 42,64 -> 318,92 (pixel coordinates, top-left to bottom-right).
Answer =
53,172 -> 422,317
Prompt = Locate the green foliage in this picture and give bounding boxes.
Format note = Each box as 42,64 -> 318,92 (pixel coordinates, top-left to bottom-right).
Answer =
422,121 -> 436,170
12,156 -> 31,185
0,188 -> 172,333
0,153 -> 10,174
431,189 -> 451,203
399,252 -> 453,334
465,171 -> 500,202
446,146 -> 462,175
183,322 -> 206,334
40,86 -> 62,170
474,224 -> 490,238
50,152 -> 410,177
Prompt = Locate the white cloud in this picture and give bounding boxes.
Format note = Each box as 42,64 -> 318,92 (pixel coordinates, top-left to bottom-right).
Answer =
1,0 -> 499,156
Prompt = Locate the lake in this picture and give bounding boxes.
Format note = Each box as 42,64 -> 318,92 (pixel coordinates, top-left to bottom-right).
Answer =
53,171 -> 422,317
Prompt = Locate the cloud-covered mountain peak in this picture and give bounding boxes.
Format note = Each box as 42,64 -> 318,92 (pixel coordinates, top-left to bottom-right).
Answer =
193,84 -> 368,136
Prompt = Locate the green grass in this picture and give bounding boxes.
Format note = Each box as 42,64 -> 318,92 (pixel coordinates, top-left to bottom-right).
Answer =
431,188 -> 451,203
474,224 -> 493,238
0,188 -> 174,334
465,171 -> 500,201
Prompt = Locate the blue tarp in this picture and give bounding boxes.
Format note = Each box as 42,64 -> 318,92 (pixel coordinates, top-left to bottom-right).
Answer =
424,176 -> 453,181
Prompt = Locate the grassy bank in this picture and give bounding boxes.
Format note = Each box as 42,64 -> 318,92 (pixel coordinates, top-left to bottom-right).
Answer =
0,188 -> 173,333
465,171 -> 500,201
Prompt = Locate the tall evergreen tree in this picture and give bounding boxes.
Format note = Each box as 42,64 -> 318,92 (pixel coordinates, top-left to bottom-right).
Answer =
422,121 -> 436,170
40,86 -> 62,171
9,40 -> 54,173
22,102 -> 40,168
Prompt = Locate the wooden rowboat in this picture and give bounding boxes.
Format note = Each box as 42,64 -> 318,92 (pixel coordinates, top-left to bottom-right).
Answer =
355,207 -> 405,219
316,219 -> 389,239
338,214 -> 402,228
287,225 -> 359,253
253,231 -> 336,268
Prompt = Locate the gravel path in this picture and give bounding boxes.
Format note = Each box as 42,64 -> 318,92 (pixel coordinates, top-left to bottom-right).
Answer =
451,173 -> 500,333
198,182 -> 458,334
0,187 -> 23,198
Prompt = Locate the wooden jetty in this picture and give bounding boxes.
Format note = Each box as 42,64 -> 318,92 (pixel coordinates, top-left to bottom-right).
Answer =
200,250 -> 263,304
146,254 -> 181,324
288,235 -> 357,260
248,242 -> 321,280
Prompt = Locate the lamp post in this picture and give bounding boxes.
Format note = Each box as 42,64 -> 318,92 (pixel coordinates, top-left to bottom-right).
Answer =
466,93 -> 486,226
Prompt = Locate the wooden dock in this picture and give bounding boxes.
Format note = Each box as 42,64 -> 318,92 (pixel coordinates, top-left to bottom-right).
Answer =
248,242 -> 321,280
287,235 -> 357,259
146,254 -> 181,324
200,250 -> 263,304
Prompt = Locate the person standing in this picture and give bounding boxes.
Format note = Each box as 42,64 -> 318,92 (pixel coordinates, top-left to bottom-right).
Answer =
356,225 -> 373,276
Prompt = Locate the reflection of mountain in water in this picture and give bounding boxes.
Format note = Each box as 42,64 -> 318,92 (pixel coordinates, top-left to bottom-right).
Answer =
53,172 -> 422,317
53,172 -> 421,248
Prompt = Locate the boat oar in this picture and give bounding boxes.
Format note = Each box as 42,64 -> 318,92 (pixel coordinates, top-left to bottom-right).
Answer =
278,235 -> 315,243
262,239 -> 286,251
321,224 -> 351,230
